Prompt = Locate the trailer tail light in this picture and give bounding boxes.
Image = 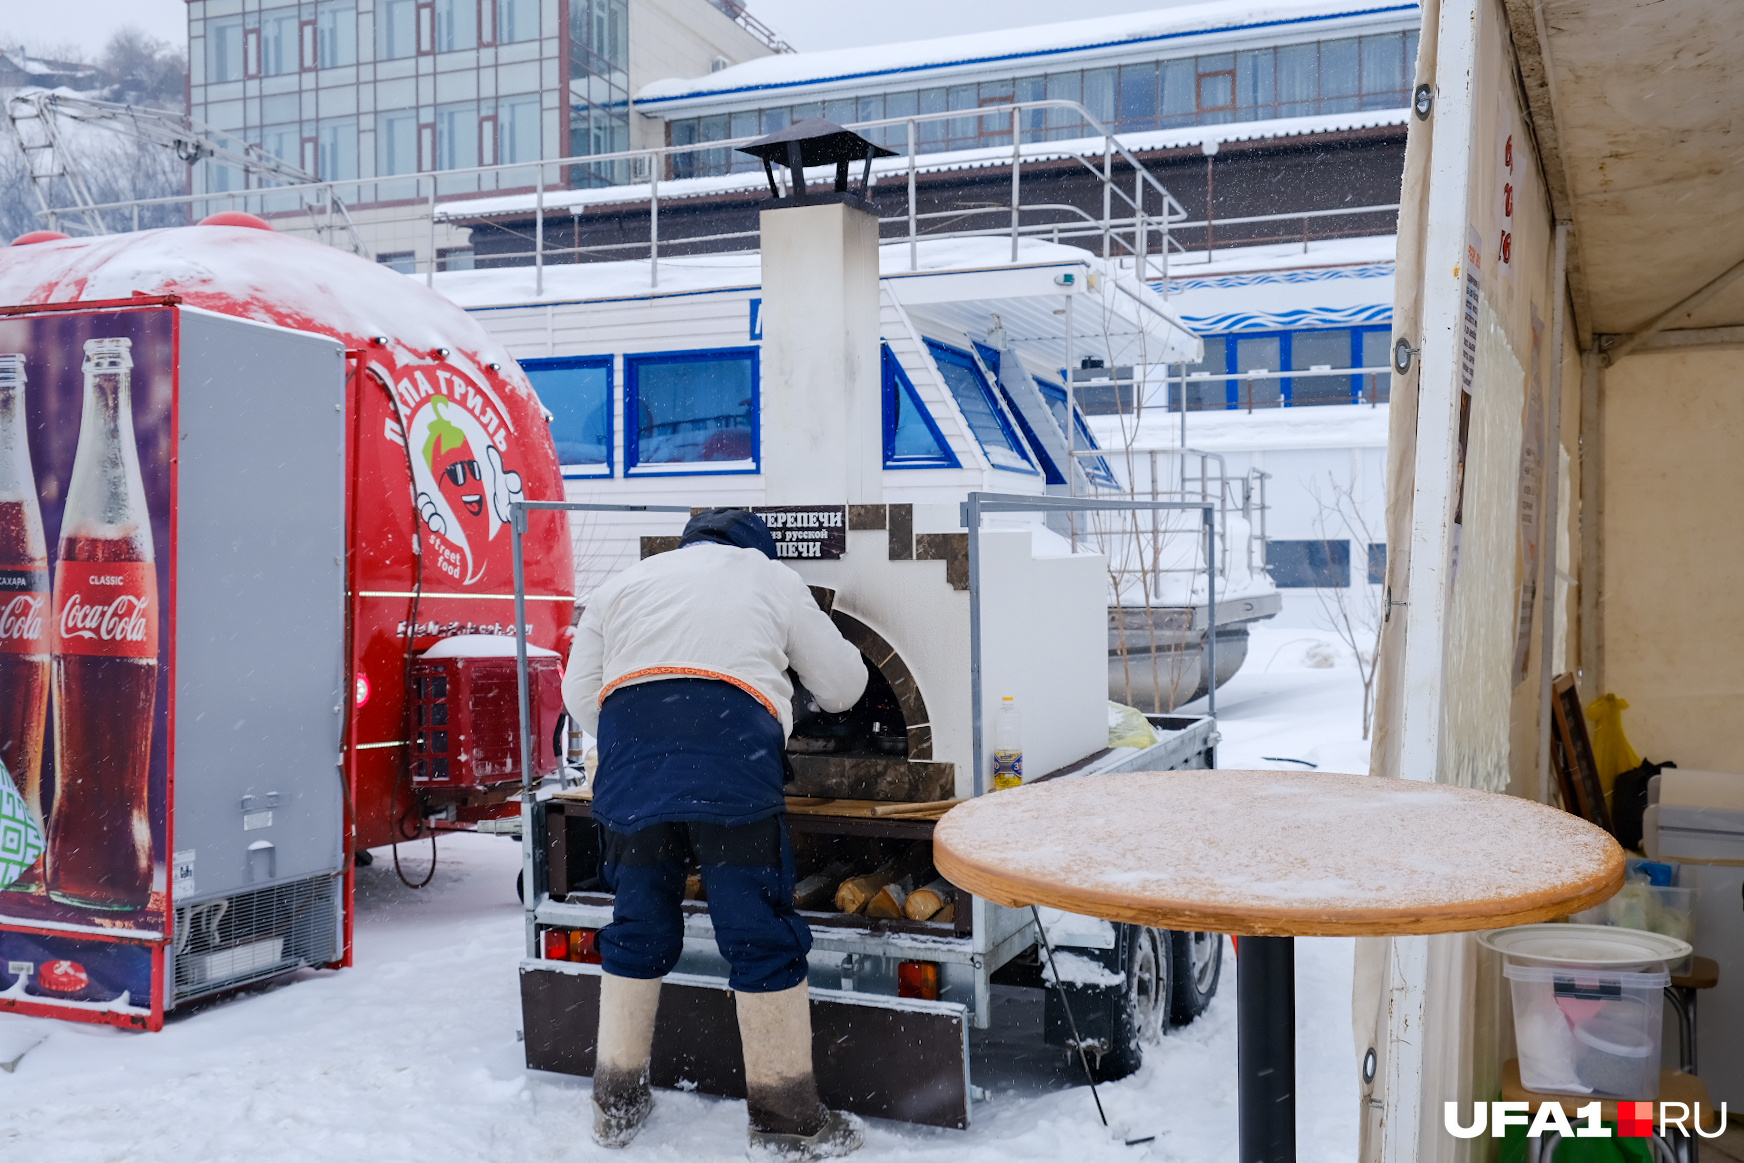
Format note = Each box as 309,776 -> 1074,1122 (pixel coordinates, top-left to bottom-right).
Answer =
567,928 -> 602,965
540,928 -> 603,963
897,960 -> 940,1000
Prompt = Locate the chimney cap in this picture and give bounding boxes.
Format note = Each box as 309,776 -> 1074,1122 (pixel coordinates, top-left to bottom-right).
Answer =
737,117 -> 896,167
738,117 -> 896,208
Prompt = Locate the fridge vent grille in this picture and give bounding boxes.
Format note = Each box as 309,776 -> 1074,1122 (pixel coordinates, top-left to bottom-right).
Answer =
170,873 -> 342,1005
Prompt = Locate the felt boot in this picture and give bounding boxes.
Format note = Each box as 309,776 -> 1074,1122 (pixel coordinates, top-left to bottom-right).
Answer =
591,973 -> 662,1148
735,983 -> 864,1160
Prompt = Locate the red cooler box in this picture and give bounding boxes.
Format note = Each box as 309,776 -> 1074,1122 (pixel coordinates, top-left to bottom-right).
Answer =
410,639 -> 564,791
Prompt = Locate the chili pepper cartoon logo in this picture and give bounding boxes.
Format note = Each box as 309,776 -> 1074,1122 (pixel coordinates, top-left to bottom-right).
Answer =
406,393 -> 524,585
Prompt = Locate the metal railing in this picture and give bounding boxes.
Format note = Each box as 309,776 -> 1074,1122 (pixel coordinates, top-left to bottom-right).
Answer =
39,99 -> 1397,291
1073,446 -> 1269,593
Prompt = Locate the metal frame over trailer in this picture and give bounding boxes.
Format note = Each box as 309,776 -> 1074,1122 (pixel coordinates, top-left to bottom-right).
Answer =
507,494 -> 1225,1127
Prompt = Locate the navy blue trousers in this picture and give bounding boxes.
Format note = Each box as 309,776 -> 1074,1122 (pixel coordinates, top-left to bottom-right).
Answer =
598,816 -> 812,993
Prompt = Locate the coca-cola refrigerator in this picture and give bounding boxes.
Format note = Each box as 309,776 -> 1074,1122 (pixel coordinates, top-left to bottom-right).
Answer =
0,300 -> 346,1030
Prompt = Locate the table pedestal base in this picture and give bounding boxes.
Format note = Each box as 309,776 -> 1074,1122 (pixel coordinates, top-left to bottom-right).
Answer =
1238,935 -> 1295,1163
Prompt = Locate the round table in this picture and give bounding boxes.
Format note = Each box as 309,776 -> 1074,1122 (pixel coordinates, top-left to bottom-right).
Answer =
932,769 -> 1623,1163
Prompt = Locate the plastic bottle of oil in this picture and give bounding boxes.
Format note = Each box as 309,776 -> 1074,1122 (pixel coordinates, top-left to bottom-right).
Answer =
992,696 -> 1024,790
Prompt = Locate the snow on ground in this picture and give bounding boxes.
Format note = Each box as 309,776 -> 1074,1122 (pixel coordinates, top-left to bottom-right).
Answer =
0,622 -> 1366,1161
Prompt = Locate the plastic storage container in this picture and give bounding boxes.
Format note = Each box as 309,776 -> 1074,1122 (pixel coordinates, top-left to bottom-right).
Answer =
1503,962 -> 1668,1097
1481,923 -> 1692,1099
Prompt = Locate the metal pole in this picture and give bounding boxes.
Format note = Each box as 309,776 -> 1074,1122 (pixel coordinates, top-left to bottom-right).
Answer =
1064,292 -> 1078,546
908,119 -> 918,272
1206,504 -> 1217,720
1150,450 -> 1160,596
511,503 -> 538,956
1205,152 -> 1215,262
1179,363 -> 1188,449
1102,136 -> 1113,261
1160,192 -> 1171,283
425,176 -> 436,288
649,151 -> 660,289
967,492 -> 985,796
534,169 -> 545,297
1134,166 -> 1146,282
1238,935 -> 1296,1163
1009,107 -> 1021,264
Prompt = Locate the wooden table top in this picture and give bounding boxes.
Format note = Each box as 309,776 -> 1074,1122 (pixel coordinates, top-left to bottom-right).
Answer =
932,770 -> 1624,937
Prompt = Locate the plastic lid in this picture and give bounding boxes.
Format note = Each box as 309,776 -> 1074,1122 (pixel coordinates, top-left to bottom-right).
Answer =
1572,1014 -> 1655,1058
1503,961 -> 1668,986
1480,923 -> 1691,968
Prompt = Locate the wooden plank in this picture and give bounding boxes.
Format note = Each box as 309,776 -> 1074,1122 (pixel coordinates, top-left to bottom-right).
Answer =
1550,673 -> 1613,833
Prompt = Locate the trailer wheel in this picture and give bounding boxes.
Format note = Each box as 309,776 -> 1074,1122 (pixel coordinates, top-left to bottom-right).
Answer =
1169,930 -> 1223,1025
1088,926 -> 1171,1081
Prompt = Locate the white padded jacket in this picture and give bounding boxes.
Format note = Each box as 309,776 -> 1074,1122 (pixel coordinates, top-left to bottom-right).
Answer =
563,541 -> 868,738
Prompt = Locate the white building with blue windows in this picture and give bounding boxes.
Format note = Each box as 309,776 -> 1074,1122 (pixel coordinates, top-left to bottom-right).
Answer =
415,0 -> 1421,685
433,236 -> 1201,590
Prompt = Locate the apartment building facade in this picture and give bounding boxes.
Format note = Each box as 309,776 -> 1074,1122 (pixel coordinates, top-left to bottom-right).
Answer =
183,0 -> 777,264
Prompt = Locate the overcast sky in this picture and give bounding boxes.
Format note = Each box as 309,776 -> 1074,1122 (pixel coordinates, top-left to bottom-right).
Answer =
2,0 -> 1198,59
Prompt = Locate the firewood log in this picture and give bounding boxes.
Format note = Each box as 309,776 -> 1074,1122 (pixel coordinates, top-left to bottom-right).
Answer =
933,903 -> 955,924
866,872 -> 922,919
834,842 -> 931,914
905,878 -> 954,921
684,871 -> 706,901
792,860 -> 855,910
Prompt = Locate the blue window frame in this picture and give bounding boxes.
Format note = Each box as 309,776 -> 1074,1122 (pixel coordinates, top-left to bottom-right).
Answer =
520,354 -> 613,478
922,338 -> 1035,474
1210,326 -> 1393,408
1037,379 -> 1119,489
882,345 -> 959,469
624,346 -> 759,475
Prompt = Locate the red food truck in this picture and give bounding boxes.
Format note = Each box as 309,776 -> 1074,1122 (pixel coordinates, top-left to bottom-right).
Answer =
0,217 -> 573,1028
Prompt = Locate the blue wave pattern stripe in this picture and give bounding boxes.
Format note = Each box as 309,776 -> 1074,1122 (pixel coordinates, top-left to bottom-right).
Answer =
1157,263 -> 1395,293
1176,303 -> 1394,334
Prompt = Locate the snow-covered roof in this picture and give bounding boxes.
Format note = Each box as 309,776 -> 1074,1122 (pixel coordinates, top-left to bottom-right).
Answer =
0,49 -> 99,81
435,236 -> 1131,308
636,0 -> 1420,109
434,236 -> 1202,368
438,107 -> 1408,223
1088,398 -> 1390,452
0,225 -> 538,411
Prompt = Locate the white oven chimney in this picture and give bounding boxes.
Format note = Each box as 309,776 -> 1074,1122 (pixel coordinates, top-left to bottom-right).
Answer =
741,119 -> 892,506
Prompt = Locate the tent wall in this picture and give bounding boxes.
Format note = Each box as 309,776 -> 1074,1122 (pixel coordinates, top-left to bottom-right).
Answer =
1360,0 -> 1585,1157
1600,347 -> 1744,770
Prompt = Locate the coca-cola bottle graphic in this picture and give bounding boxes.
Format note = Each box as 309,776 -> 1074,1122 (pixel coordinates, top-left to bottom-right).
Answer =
0,353 -> 50,894
47,337 -> 159,913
